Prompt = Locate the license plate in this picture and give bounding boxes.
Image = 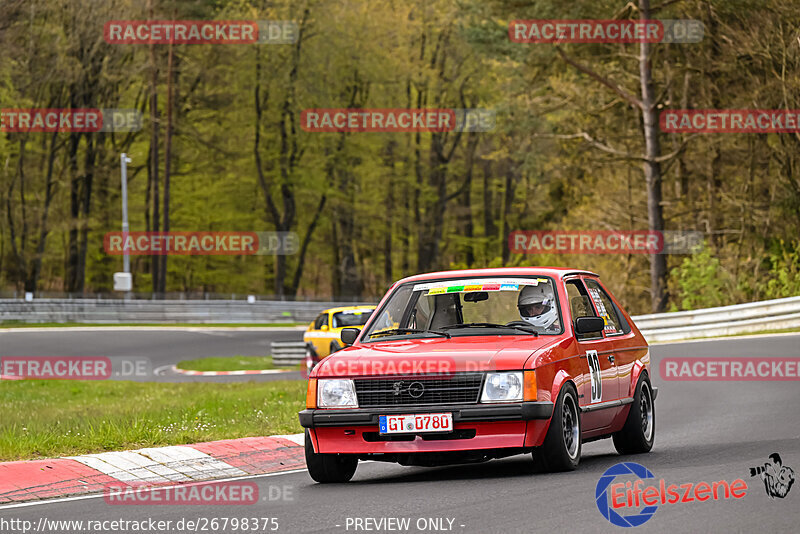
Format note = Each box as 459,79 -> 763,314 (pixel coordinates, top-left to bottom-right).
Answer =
379,413 -> 453,434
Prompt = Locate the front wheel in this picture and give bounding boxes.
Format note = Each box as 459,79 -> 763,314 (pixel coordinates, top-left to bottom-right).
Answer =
305,430 -> 358,483
612,376 -> 655,454
304,345 -> 320,375
532,384 -> 581,472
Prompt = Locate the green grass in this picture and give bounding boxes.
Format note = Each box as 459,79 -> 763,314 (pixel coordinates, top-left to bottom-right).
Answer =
0,380 -> 306,461
0,321 -> 306,328
177,356 -> 280,372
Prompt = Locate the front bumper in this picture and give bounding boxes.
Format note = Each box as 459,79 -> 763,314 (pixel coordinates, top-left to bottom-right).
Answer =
299,401 -> 554,428
300,402 -> 554,454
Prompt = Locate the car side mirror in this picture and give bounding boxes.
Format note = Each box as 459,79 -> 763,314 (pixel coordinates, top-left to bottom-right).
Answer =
340,328 -> 360,346
320,324 -> 329,332
575,316 -> 605,335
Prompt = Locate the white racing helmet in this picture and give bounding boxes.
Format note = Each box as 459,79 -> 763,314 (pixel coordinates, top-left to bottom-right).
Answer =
517,284 -> 558,329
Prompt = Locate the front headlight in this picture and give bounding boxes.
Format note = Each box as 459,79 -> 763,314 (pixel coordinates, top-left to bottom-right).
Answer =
318,379 -> 358,408
481,372 -> 523,403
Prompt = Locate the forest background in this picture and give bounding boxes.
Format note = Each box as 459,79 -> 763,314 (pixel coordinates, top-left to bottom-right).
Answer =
2,0 -> 800,314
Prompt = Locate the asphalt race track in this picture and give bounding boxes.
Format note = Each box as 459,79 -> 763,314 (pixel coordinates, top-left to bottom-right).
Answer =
0,327 -> 305,382
1,333 -> 799,533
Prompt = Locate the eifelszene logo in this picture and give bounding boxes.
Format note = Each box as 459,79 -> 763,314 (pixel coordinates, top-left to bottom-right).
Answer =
595,462 -> 748,527
749,453 -> 795,499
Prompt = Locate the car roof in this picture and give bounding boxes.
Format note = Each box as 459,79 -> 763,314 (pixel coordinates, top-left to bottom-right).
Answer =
394,267 -> 599,285
320,305 -> 376,314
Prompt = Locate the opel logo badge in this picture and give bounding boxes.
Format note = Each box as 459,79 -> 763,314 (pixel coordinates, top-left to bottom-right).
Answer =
407,382 -> 425,398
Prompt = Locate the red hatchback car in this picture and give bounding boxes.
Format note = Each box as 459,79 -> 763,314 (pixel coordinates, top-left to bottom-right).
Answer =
299,268 -> 656,482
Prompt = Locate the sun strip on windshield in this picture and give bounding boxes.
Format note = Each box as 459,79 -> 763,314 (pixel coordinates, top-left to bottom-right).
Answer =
412,278 -> 551,296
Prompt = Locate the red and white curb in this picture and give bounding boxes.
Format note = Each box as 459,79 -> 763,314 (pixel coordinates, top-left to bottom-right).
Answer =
170,365 -> 293,376
0,433 -> 305,504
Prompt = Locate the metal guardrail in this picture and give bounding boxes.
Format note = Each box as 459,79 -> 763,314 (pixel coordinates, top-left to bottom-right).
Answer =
0,299 -> 374,324
271,341 -> 307,366
632,296 -> 800,342
2,294 -> 798,343
269,296 -> 800,364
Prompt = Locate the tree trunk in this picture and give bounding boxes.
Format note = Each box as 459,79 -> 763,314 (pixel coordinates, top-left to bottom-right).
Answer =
501,164 -> 517,265
639,0 -> 668,312
252,8 -> 319,298
384,167 -> 395,284
66,131 -> 81,293
148,0 -> 160,296
288,194 -> 327,296
159,38 -> 175,294
76,135 -> 97,294
460,135 -> 478,267
482,159 -> 496,244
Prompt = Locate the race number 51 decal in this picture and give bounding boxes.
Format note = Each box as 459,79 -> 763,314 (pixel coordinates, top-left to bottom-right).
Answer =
587,350 -> 602,402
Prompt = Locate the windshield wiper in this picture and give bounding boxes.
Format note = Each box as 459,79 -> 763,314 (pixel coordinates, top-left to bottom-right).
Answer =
439,322 -> 539,335
369,328 -> 451,339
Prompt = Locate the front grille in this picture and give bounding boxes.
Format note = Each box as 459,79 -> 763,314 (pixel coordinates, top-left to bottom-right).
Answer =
354,373 -> 484,407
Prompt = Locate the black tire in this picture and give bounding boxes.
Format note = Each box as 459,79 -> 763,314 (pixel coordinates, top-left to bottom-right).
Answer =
612,375 -> 655,455
305,430 -> 358,483
532,384 -> 581,472
329,341 -> 341,354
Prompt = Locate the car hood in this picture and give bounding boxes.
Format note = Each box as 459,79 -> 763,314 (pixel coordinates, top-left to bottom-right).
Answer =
314,335 -> 558,377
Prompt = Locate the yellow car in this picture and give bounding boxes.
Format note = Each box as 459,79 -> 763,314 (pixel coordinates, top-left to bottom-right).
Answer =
304,306 -> 376,363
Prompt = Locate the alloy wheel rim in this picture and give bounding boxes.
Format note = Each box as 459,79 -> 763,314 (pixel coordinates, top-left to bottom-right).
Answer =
640,383 -> 653,441
563,394 -> 579,459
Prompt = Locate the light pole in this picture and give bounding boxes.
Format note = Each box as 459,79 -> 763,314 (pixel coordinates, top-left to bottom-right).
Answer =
121,153 -> 132,274
113,153 -> 133,296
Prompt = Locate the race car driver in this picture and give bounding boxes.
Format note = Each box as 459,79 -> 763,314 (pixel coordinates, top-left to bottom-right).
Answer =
517,284 -> 560,332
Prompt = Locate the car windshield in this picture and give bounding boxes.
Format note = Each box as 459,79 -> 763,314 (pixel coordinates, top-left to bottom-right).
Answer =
332,309 -> 373,328
362,277 -> 562,340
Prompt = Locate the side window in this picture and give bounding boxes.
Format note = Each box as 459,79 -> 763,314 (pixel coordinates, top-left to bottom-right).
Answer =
313,313 -> 328,330
584,279 -> 627,335
565,279 -> 601,341
410,294 -> 432,330
369,286 -> 413,334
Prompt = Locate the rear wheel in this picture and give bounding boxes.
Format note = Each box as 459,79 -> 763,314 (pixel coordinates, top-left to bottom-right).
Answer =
305,430 -> 358,483
532,384 -> 581,472
612,376 -> 655,454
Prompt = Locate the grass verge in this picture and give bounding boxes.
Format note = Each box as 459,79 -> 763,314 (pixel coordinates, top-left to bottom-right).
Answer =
176,356 -> 280,372
0,379 -> 305,462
